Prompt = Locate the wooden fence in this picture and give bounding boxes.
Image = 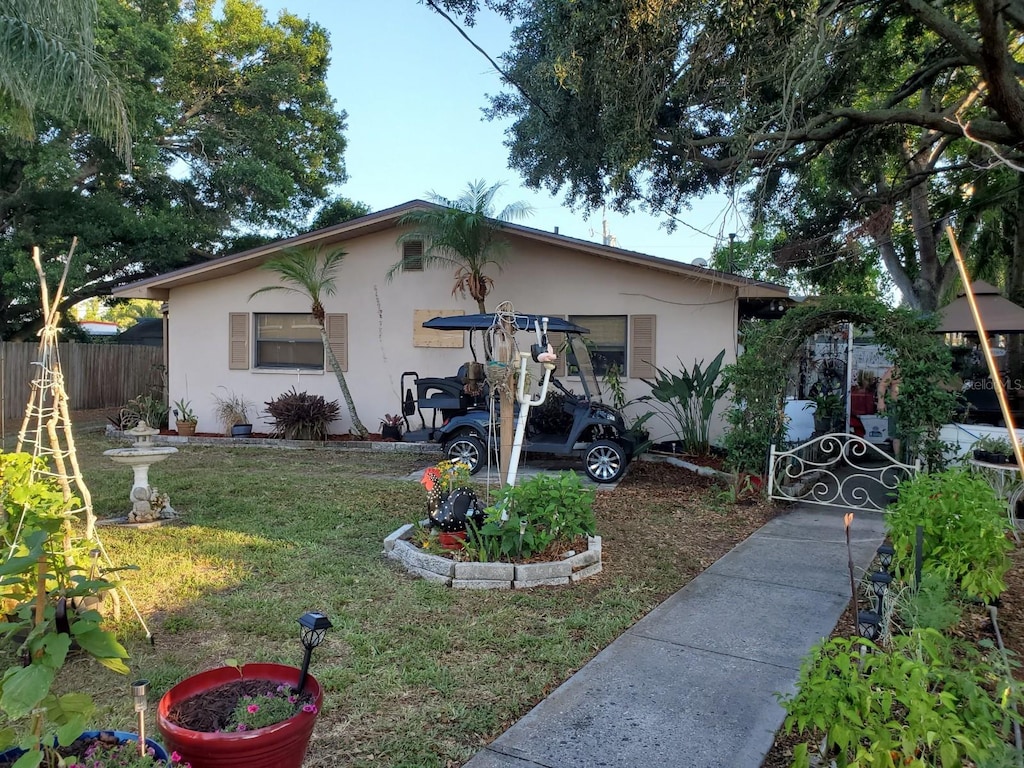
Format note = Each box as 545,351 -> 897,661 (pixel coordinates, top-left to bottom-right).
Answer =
0,342 -> 164,424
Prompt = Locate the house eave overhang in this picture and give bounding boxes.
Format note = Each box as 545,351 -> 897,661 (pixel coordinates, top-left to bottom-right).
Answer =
113,200 -> 789,301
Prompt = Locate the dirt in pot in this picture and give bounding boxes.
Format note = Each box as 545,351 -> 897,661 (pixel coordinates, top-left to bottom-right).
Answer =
166,680 -> 315,732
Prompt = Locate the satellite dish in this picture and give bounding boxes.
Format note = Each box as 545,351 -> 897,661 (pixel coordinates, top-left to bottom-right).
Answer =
691,257 -> 708,267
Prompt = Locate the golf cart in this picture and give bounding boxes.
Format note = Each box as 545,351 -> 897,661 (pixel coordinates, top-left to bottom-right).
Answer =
400,313 -> 635,483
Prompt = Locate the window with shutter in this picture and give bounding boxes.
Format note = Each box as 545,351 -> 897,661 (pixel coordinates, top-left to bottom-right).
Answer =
568,315 -> 626,376
254,313 -> 323,369
630,315 -> 657,379
326,313 -> 348,372
229,313 -> 250,370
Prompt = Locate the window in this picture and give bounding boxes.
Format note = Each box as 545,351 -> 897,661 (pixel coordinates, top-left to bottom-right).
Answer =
402,240 -> 424,270
569,315 -> 626,377
255,313 -> 323,369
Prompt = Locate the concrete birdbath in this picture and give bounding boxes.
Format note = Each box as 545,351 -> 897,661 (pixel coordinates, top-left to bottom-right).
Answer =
103,421 -> 179,525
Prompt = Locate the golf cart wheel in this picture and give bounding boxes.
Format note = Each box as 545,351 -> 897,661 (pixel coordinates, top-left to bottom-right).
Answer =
583,439 -> 627,483
444,433 -> 485,475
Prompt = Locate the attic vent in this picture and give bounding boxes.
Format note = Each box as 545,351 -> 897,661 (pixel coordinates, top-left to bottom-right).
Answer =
402,240 -> 424,271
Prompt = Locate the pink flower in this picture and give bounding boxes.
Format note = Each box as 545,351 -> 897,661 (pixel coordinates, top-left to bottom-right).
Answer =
236,723 -> 248,731
247,703 -> 260,714
302,703 -> 318,714
170,752 -> 183,763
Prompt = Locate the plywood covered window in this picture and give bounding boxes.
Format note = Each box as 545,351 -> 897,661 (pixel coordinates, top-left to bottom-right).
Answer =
254,313 -> 323,369
569,315 -> 626,377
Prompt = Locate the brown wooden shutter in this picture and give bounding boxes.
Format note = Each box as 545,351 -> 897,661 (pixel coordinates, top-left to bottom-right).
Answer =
326,313 -> 348,372
229,312 -> 249,370
630,315 -> 656,379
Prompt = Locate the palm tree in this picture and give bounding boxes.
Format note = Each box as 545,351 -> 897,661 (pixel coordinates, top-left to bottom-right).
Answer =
0,0 -> 132,163
388,179 -> 533,312
250,247 -> 369,438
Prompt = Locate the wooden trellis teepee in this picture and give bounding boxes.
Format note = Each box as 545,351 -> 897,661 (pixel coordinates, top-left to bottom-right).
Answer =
15,241 -> 97,540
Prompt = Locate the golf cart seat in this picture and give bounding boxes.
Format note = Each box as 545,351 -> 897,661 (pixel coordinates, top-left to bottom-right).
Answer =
416,364 -> 473,413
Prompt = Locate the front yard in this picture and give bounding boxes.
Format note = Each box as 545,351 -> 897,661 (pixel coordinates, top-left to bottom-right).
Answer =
12,429 -> 772,768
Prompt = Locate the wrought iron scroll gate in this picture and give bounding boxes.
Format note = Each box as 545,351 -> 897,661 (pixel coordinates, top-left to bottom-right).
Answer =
768,433 -> 920,512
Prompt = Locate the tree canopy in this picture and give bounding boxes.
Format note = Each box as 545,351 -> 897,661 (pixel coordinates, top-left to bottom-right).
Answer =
0,0 -> 350,340
433,0 -> 1024,310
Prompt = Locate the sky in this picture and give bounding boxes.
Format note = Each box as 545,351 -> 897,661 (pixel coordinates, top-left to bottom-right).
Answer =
258,0 -> 744,265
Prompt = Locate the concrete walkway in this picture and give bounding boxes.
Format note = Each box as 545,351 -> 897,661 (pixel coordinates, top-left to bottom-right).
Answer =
464,505 -> 888,768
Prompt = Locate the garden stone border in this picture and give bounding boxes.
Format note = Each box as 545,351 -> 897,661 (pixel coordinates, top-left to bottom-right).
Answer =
384,523 -> 602,589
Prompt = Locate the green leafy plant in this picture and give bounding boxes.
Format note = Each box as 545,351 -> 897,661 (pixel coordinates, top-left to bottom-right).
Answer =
69,737 -> 191,768
970,434 -> 1014,459
211,388 -> 255,434
894,571 -> 963,633
264,387 -> 340,441
602,364 -> 655,454
0,452 -> 130,764
639,350 -> 727,455
470,472 -> 596,561
888,468 -> 1013,602
779,629 -> 1022,768
171,399 -> 196,424
809,392 -> 844,432
229,683 -> 317,732
116,394 -> 169,431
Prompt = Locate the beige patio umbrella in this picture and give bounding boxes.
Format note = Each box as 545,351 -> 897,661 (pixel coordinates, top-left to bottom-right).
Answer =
935,280 -> 1024,334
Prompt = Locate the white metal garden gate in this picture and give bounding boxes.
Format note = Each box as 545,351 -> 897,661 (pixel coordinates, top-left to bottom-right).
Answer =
768,433 -> 920,512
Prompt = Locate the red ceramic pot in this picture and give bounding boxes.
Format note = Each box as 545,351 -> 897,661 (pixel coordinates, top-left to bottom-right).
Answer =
438,530 -> 467,550
156,663 -> 322,768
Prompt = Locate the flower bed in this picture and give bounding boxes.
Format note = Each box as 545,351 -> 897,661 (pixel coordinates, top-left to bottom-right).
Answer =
384,524 -> 602,589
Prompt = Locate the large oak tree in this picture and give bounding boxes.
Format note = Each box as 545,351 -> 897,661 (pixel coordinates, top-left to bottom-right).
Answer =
0,0 -> 350,339
431,0 -> 1024,310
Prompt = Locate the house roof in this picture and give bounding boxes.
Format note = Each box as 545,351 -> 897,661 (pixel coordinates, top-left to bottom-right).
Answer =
112,200 -> 789,301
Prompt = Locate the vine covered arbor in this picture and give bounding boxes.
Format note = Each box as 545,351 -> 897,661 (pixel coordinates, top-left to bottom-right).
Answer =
723,296 -> 957,476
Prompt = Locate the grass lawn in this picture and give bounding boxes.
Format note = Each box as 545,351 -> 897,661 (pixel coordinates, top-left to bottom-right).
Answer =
3,428 -> 775,768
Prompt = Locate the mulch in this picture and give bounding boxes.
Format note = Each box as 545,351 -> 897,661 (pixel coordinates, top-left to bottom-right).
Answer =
166,679 -> 314,732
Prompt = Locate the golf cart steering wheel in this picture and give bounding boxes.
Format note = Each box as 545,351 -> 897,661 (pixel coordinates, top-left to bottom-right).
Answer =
551,376 -> 583,405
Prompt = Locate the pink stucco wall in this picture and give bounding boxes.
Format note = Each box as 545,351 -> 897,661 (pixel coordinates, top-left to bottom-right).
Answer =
165,227 -> 739,441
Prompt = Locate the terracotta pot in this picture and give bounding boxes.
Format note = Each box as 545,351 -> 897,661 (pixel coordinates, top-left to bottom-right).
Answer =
157,663 -> 322,768
176,421 -> 197,437
439,530 -> 467,550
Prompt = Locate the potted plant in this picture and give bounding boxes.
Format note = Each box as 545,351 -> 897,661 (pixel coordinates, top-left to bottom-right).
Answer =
808,392 -> 845,435
380,413 -> 403,441
212,388 -> 256,437
419,460 -> 483,549
971,435 -> 1015,464
0,452 -> 133,766
156,613 -> 331,768
172,399 -> 198,437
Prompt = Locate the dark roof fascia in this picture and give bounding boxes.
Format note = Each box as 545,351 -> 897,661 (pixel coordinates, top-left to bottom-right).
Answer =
113,199 -> 788,299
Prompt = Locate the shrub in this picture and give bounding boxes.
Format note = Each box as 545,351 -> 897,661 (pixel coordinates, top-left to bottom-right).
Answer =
264,388 -> 340,440
466,471 -> 596,561
888,468 -> 1013,602
780,629 -> 1021,767
115,393 -> 169,430
638,350 -> 727,455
